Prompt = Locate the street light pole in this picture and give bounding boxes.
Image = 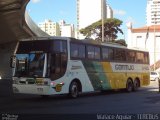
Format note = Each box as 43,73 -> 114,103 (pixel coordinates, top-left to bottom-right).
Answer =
154,13 -> 156,71
101,0 -> 104,42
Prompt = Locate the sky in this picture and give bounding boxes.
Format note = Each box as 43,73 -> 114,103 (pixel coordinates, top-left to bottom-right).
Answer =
27,0 -> 147,40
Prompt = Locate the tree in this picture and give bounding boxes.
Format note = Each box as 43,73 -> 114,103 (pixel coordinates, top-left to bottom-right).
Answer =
80,18 -> 123,42
114,39 -> 127,47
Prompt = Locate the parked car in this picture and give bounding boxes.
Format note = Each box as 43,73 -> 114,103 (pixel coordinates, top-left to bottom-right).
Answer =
150,71 -> 160,81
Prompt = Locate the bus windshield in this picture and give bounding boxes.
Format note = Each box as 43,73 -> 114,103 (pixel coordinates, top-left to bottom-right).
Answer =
15,53 -> 45,78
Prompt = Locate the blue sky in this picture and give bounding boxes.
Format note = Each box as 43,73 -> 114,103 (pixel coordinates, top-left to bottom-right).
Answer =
27,0 -> 147,39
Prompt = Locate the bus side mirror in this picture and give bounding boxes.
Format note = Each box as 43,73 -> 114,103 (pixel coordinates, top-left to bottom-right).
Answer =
10,55 -> 16,68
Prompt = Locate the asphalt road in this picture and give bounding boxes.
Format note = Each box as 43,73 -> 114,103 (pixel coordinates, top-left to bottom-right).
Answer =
0,79 -> 160,120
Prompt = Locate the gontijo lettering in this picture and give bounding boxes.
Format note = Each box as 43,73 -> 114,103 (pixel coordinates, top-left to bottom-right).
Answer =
115,64 -> 134,70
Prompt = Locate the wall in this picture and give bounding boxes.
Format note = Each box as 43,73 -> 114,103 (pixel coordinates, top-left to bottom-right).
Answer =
0,42 -> 17,79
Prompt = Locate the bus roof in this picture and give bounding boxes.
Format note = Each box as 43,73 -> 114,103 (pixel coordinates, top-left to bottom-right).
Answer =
20,37 -> 148,52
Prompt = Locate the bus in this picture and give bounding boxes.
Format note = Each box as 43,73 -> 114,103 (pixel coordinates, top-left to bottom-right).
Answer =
11,37 -> 150,98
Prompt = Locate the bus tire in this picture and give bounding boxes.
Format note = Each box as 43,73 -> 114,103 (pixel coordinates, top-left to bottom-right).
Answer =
126,79 -> 133,92
133,79 -> 140,91
69,81 -> 79,98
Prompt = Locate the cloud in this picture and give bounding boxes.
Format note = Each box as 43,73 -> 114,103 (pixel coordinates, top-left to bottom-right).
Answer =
113,9 -> 126,16
31,0 -> 41,3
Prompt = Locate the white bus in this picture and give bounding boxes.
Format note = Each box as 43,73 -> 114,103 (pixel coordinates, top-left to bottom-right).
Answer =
11,37 -> 150,98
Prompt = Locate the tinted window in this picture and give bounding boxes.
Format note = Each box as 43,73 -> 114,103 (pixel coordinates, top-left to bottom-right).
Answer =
102,47 -> 114,60
17,40 -> 52,53
127,51 -> 136,62
70,43 -> 86,58
86,45 -> 101,60
87,46 -> 94,59
54,41 -> 67,53
95,47 -> 100,60
151,72 -> 158,75
144,53 -> 149,64
136,52 -> 144,63
79,44 -> 86,58
71,43 -> 78,57
114,49 -> 126,61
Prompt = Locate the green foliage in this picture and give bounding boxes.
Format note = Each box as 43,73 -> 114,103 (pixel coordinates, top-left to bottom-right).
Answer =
80,18 -> 124,42
114,39 -> 127,47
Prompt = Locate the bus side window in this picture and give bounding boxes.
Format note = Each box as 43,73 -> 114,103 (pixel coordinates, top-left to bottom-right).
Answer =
136,52 -> 144,63
114,48 -> 126,61
61,53 -> 67,74
50,54 -> 56,79
50,53 -> 67,80
50,54 -> 61,80
127,51 -> 136,63
102,47 -> 114,61
144,53 -> 149,64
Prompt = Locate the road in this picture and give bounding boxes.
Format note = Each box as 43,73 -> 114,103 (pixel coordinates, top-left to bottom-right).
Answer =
0,79 -> 160,120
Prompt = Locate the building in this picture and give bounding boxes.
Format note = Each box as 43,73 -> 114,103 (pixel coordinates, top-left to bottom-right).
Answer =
106,4 -> 113,18
38,19 -> 60,36
59,20 -> 66,34
61,24 -> 75,37
127,0 -> 160,70
59,20 -> 75,37
77,0 -> 113,39
146,0 -> 160,26
127,23 -> 160,70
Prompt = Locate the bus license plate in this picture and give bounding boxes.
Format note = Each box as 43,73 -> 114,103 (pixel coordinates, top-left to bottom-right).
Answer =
37,88 -> 43,92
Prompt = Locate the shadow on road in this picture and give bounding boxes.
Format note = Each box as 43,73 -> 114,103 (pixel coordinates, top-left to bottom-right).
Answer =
0,79 -> 160,102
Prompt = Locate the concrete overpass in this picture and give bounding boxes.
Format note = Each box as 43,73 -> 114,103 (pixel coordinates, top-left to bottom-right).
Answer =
0,0 -> 49,78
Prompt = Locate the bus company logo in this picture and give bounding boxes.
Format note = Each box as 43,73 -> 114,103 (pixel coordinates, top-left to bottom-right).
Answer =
71,65 -> 82,70
115,64 -> 134,71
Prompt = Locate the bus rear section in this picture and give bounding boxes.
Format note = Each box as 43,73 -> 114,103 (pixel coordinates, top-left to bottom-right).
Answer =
69,40 -> 150,93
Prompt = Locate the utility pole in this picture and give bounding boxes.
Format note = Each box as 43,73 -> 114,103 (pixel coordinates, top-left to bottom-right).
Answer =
101,0 -> 104,42
154,12 -> 157,71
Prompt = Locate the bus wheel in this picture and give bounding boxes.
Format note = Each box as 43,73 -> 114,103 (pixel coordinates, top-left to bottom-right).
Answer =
69,81 -> 79,98
126,79 -> 133,92
133,79 -> 140,91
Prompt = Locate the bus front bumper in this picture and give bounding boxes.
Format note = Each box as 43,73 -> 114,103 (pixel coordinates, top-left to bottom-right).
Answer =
12,84 -> 55,95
